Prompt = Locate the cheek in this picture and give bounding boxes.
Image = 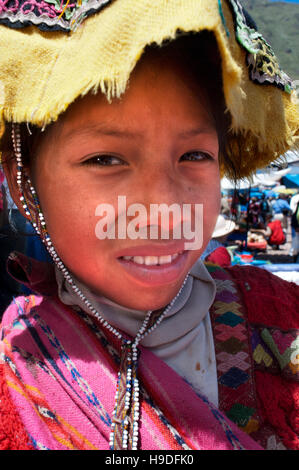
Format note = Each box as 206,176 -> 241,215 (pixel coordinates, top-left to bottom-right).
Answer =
189,171 -> 221,217
189,176 -> 221,252
36,174 -> 101,260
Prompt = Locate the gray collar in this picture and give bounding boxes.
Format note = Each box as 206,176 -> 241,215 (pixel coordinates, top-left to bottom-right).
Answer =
55,258 -> 216,353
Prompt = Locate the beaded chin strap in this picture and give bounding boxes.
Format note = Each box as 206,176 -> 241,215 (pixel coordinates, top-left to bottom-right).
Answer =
12,123 -> 190,450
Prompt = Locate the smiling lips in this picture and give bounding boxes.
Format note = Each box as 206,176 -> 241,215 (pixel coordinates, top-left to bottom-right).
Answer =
115,241 -> 191,285
120,252 -> 184,266
115,240 -> 190,259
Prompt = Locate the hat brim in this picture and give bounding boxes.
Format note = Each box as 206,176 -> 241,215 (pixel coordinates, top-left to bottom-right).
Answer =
0,0 -> 298,177
213,220 -> 236,238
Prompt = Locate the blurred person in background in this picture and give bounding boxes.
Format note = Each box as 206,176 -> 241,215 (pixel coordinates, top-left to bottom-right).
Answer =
271,194 -> 292,230
251,213 -> 286,250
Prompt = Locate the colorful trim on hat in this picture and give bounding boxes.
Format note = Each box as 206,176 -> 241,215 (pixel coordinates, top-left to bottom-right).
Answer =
1,0 -> 294,91
227,0 -> 294,93
0,0 -> 113,32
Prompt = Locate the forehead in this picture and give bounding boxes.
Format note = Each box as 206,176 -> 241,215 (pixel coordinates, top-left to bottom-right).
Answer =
53,48 -> 216,142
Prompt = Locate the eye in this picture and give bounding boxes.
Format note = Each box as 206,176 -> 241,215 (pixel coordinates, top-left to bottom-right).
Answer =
82,154 -> 127,166
180,151 -> 214,162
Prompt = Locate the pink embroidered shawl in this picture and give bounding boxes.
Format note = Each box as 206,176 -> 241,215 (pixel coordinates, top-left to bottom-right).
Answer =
0,289 -> 262,450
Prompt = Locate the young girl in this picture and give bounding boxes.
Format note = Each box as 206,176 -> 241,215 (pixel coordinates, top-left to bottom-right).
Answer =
0,0 -> 298,451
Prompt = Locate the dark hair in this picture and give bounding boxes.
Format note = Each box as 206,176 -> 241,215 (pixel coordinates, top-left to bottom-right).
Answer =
1,31 -> 237,179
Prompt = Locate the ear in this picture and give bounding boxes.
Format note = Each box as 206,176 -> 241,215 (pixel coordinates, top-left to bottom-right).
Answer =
2,151 -> 32,220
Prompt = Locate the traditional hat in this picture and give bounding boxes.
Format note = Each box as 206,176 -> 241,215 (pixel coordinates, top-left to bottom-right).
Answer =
0,0 -> 298,177
212,214 -> 236,238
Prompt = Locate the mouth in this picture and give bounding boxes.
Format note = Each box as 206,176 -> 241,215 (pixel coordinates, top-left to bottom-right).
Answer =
119,251 -> 184,266
117,250 -> 189,286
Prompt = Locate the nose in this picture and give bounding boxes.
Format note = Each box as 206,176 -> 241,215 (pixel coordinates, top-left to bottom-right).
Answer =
137,162 -> 183,208
127,162 -> 188,237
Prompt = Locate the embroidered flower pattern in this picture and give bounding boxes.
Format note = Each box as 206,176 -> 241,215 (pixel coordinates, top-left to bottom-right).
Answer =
227,0 -> 294,93
0,0 -> 113,32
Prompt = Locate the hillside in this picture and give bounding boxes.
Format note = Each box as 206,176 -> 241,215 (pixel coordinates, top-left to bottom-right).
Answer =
240,0 -> 299,79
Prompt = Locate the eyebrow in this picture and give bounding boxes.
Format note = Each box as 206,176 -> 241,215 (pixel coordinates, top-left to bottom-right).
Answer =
65,123 -> 216,141
177,126 -> 217,139
65,123 -> 143,141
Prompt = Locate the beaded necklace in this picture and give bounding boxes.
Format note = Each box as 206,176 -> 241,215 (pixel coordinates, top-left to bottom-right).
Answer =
11,123 -> 190,450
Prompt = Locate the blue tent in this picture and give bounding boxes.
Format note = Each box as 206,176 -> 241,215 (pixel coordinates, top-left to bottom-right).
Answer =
282,174 -> 299,188
263,189 -> 278,198
249,191 -> 264,199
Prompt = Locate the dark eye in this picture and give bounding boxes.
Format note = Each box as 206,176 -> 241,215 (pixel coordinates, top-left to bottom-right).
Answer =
83,154 -> 127,166
180,151 -> 213,162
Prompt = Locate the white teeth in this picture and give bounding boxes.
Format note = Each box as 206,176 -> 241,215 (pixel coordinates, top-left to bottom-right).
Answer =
133,256 -> 145,264
144,256 -> 159,266
158,255 -> 172,265
122,252 -> 183,265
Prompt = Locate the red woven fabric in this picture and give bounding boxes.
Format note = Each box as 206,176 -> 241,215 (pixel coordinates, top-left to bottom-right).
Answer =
0,364 -> 34,450
255,371 -> 299,450
228,265 -> 299,329
206,246 -> 231,268
228,266 -> 299,449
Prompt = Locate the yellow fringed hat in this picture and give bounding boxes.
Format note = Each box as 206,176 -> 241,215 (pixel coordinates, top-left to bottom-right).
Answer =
0,0 -> 298,178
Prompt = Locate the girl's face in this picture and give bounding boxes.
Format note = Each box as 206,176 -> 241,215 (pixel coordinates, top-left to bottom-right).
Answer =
29,52 -> 221,310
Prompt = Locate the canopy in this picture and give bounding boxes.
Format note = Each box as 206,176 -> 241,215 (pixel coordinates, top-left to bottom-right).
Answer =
277,188 -> 298,195
263,189 -> 278,198
282,174 -> 299,188
221,178 -> 255,191
221,168 -> 291,191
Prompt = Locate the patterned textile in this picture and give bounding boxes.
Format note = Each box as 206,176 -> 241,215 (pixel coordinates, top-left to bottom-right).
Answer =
1,254 -> 299,450
0,0 -> 113,32
251,326 -> 299,380
206,263 -> 299,450
0,291 -> 261,450
227,0 -> 293,93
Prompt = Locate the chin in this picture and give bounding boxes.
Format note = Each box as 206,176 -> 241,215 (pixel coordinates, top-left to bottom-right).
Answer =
122,288 -> 180,312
